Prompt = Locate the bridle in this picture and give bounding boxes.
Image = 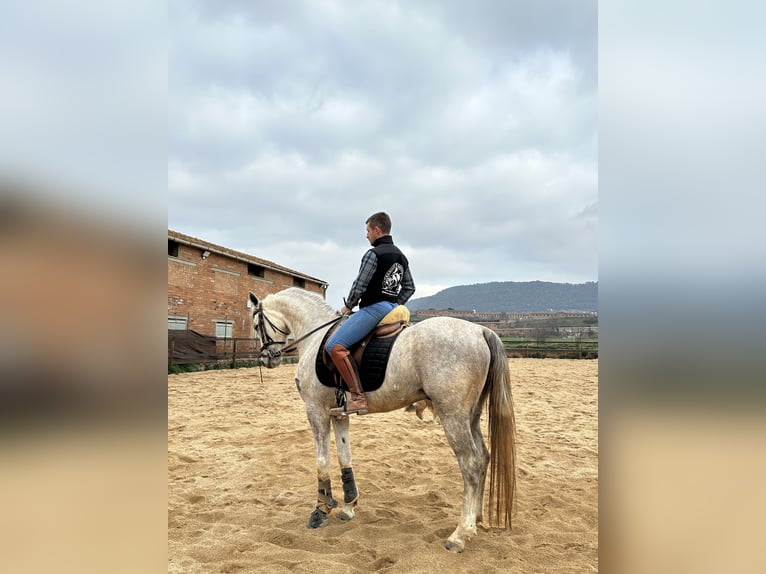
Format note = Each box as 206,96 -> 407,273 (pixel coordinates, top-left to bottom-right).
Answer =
252,302 -> 292,362
252,302 -> 344,364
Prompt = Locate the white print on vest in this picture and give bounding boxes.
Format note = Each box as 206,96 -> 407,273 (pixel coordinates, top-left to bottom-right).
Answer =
381,263 -> 404,296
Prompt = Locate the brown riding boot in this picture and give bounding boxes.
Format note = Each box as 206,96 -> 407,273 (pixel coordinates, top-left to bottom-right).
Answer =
328,344 -> 369,416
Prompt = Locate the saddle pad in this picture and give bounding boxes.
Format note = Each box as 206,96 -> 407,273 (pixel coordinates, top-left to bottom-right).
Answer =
358,335 -> 399,391
315,329 -> 402,393
378,305 -> 410,325
315,326 -> 338,388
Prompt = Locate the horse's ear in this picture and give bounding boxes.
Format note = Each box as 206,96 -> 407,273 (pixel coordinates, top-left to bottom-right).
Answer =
248,292 -> 259,308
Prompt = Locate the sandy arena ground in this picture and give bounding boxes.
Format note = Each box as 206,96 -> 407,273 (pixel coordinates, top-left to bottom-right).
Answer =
168,358 -> 598,573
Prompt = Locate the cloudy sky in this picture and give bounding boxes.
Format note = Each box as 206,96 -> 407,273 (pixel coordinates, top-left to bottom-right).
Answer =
168,0 -> 597,305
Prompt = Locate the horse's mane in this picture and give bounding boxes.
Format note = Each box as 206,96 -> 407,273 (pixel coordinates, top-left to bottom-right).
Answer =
274,287 -> 337,317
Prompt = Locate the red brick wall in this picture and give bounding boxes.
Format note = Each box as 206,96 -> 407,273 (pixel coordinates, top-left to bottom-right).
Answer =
168,243 -> 324,338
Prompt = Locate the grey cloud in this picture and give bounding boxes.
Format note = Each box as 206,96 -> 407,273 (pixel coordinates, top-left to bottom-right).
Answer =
169,0 -> 597,299
170,0 -> 595,163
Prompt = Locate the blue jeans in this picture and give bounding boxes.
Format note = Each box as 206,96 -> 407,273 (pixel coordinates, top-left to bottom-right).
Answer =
326,301 -> 397,352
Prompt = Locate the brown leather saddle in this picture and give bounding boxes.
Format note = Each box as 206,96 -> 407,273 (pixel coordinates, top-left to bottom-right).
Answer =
315,306 -> 410,391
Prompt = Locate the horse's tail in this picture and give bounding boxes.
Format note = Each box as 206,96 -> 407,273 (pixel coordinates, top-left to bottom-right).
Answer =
482,327 -> 517,529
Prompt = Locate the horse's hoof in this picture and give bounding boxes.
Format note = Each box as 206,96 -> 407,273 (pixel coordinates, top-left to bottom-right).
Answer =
307,508 -> 329,529
336,507 -> 356,522
444,539 -> 465,553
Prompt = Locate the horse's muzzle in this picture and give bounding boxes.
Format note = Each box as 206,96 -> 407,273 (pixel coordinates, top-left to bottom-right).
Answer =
259,348 -> 283,368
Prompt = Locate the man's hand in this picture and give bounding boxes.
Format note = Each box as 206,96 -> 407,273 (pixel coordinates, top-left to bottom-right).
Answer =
340,305 -> 352,315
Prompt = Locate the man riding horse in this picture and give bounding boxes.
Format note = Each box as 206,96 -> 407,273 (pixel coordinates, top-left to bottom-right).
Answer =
326,212 -> 416,416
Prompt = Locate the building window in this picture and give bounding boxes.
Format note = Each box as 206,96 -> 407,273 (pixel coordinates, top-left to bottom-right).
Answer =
168,239 -> 180,257
215,320 -> 234,338
248,263 -> 265,278
168,316 -> 187,330
293,277 -> 306,288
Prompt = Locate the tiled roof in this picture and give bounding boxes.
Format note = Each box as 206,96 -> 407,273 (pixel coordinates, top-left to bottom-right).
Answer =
168,229 -> 327,285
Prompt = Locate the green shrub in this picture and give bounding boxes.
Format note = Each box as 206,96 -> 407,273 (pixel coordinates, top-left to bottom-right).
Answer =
168,363 -> 201,375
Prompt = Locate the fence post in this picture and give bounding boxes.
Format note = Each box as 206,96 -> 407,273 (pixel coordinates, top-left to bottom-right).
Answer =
231,338 -> 237,368
169,337 -> 175,366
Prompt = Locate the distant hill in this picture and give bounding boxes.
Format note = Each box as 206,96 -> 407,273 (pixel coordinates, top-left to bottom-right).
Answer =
407,281 -> 597,313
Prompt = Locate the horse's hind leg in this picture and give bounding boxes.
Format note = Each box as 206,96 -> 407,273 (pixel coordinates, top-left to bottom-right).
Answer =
440,415 -> 487,552
331,415 -> 359,522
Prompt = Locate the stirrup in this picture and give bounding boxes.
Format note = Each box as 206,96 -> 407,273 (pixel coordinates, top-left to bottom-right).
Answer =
330,402 -> 368,417
330,407 -> 368,417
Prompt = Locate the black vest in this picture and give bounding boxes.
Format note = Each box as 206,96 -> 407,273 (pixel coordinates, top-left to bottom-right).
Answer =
359,236 -> 409,308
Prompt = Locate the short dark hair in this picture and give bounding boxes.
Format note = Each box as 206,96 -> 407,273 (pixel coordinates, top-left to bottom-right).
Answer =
366,212 -> 391,234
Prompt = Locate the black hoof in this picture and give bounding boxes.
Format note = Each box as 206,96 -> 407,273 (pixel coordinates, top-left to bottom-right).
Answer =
444,539 -> 465,553
307,508 -> 329,529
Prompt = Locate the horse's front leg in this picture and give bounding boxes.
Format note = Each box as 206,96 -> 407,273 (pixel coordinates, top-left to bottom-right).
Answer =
306,409 -> 338,528
331,415 -> 359,522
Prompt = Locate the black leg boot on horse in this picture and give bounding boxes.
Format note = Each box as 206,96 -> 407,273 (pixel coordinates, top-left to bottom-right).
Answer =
329,344 -> 368,416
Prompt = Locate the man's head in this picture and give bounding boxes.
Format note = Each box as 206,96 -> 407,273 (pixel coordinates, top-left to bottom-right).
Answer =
365,212 -> 391,244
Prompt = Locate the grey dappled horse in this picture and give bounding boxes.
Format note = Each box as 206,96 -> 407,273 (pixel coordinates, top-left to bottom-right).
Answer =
249,288 -> 516,552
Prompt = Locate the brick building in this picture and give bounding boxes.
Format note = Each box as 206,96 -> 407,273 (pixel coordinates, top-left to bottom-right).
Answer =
168,230 -> 328,339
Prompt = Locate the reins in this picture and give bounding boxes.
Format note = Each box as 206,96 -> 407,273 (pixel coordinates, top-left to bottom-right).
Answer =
279,315 -> 345,356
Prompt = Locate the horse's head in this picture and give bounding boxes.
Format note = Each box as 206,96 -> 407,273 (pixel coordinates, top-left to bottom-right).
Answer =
248,292 -> 290,368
